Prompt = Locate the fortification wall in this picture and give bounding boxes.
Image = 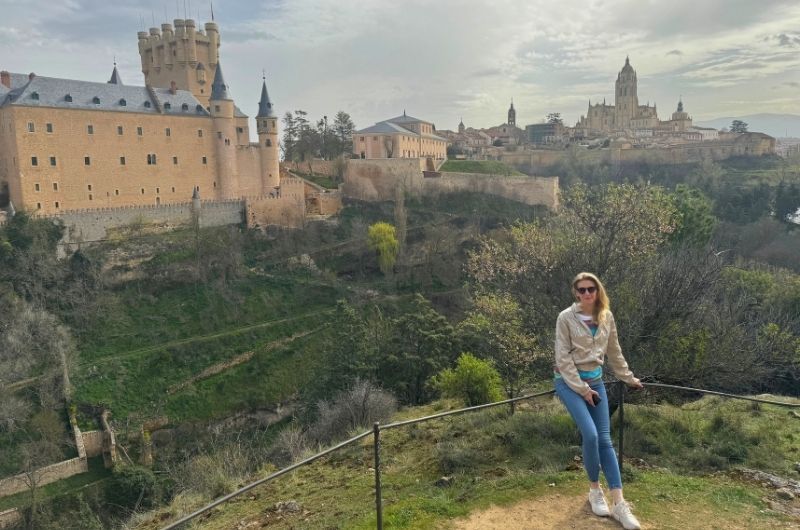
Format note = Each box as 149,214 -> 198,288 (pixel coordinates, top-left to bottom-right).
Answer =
0,508 -> 21,529
82,430 -> 105,458
0,457 -> 88,498
284,159 -> 340,178
426,172 -> 559,209
342,159 -> 424,201
246,177 -> 306,229
236,145 -> 264,197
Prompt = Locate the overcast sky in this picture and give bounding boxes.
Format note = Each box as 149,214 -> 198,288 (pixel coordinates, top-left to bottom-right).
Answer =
2,0 -> 799,135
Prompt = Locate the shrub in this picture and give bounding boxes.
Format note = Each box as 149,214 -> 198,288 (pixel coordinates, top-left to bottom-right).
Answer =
431,353 -> 503,407
106,465 -> 160,512
307,379 -> 397,444
268,425 -> 310,468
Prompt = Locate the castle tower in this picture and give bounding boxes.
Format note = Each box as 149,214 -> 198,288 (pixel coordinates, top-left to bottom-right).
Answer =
615,56 -> 638,129
256,76 -> 280,193
458,117 -> 465,134
507,100 -> 516,126
138,18 -> 220,107
210,62 -> 240,199
670,98 -> 692,132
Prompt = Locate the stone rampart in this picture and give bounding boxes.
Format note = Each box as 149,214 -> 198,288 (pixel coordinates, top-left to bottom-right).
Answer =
246,177 -> 306,229
427,172 -> 559,209
82,430 -> 105,458
342,158 -> 425,201
0,456 -> 88,498
0,508 -> 22,529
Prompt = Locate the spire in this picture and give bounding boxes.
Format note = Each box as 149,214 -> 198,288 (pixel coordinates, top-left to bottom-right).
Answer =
257,74 -> 274,118
677,97 -> 683,113
210,62 -> 231,100
108,61 -> 123,85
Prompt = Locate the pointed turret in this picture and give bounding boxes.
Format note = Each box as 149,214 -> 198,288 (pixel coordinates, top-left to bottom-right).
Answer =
108,63 -> 123,85
257,77 -> 274,118
211,62 -> 231,100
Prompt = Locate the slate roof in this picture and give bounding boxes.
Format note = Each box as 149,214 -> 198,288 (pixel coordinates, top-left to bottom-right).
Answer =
256,79 -> 274,118
386,113 -> 430,125
210,63 -> 231,101
356,119 -> 446,141
108,65 -> 123,85
0,73 -> 210,117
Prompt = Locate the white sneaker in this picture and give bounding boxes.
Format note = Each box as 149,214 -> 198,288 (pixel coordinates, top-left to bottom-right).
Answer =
588,487 -> 610,516
611,500 -> 641,530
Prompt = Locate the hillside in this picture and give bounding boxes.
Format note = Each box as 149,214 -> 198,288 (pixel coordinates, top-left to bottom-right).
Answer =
135,394 -> 800,529
695,113 -> 800,137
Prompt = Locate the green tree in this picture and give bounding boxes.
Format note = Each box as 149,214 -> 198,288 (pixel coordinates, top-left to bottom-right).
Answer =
546,112 -> 563,125
670,184 -> 717,246
331,111 -> 355,157
367,222 -> 399,275
730,120 -> 748,133
431,353 -> 503,407
775,181 -> 800,223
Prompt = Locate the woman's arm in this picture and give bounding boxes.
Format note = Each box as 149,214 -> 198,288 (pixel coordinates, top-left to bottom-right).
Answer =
605,313 -> 641,387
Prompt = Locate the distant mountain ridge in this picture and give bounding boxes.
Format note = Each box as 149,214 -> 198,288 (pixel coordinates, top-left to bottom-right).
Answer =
695,113 -> 800,138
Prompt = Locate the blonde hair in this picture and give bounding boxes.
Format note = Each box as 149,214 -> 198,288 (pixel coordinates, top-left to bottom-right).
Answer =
572,272 -> 611,324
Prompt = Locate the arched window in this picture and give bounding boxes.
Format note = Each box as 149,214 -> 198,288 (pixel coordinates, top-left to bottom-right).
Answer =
92,96 -> 100,104
119,98 -> 127,106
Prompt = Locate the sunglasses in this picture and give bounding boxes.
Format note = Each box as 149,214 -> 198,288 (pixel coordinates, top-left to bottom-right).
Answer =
576,286 -> 597,294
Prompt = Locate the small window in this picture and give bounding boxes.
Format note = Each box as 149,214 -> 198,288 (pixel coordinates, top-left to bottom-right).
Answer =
237,127 -> 244,133
31,156 -> 38,166
141,188 -> 145,195
266,139 -> 272,147
87,184 -> 92,191
49,156 -> 56,166
54,201 -> 59,209
197,129 -> 203,138
89,194 -> 93,200
27,122 -> 35,132
115,189 -> 119,196
173,156 -> 178,165
46,123 -> 53,133
165,128 -> 171,137
36,202 -> 41,209
92,96 -> 100,104
144,101 -> 151,108
215,105 -> 220,112
119,98 -> 126,106
137,127 -> 143,136
118,126 -> 124,135
35,183 -> 40,192
84,156 -> 91,165
360,136 -> 365,141
196,104 -> 204,112
172,187 -> 175,192
87,124 -> 94,134
120,156 -> 126,165
181,103 -> 189,111
156,187 -> 160,194
31,92 -> 39,100
64,94 -> 73,102
163,103 -> 171,110
202,156 -> 207,164
53,182 -> 58,191
213,181 -> 217,188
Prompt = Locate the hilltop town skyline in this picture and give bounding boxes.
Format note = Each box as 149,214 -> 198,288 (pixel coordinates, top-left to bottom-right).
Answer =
1,0 -> 799,133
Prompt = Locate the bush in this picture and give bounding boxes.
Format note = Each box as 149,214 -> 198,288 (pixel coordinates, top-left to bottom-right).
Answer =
308,379 -> 398,444
431,353 -> 503,407
268,425 -> 310,468
106,465 -> 160,512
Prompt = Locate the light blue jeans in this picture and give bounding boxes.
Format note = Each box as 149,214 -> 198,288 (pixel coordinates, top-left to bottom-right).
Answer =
554,377 -> 623,489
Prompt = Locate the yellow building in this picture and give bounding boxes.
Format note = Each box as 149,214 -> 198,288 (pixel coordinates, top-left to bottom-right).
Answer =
0,18 -> 281,216
354,112 -> 447,160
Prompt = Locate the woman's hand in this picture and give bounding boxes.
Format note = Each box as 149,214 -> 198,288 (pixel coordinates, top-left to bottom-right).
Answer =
583,389 -> 600,407
628,377 -> 644,390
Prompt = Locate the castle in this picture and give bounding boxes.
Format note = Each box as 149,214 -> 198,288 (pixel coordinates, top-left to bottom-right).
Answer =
0,18 -> 281,217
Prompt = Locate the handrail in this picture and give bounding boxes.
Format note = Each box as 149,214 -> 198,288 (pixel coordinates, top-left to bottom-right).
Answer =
161,383 -> 798,529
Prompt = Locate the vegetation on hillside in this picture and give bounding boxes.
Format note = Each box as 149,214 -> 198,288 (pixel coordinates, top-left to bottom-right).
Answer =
440,159 -> 526,176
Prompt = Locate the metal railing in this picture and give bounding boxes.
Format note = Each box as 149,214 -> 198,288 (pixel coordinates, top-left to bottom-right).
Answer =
162,383 -> 799,529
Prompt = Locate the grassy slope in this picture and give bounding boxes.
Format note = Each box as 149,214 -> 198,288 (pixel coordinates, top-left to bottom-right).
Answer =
440,160 -> 526,176
136,395 -> 800,529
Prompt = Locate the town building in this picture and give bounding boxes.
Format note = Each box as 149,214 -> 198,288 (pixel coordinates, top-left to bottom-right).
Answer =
353,112 -> 447,160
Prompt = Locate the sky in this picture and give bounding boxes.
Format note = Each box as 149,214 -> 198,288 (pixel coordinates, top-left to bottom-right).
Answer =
1,0 -> 799,136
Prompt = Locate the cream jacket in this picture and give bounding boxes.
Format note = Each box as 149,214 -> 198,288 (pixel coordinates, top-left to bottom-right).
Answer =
554,303 -> 636,395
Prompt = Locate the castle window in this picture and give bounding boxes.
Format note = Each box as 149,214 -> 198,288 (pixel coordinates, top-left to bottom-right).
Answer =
53,182 -> 58,191
54,201 -> 59,209
213,181 -> 216,188
89,194 -> 93,200
137,127 -> 143,136
87,124 -> 94,135
144,101 -> 151,108
36,202 -> 41,209
202,156 -> 207,164
88,184 -> 92,191
92,96 -> 100,104
197,129 -> 203,137
172,187 -> 175,192
266,139 -> 272,147
156,187 -> 160,194
27,122 -> 35,133
31,92 -> 39,100
163,103 -> 171,110
49,156 -> 56,166
84,156 -> 91,165
31,156 -> 38,166
119,98 -> 127,106
173,156 -> 178,165
156,197 -> 160,205
115,189 -> 119,196
196,104 -> 204,112
118,125 -> 124,135
141,188 -> 145,194
64,94 -> 72,102
181,103 -> 189,111
46,123 -> 53,133
120,156 -> 126,165
215,105 -> 220,112
165,128 -> 171,137
35,183 -> 40,192
237,127 -> 243,133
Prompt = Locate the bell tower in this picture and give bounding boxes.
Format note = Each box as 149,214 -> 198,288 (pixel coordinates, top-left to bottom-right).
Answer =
615,56 -> 638,129
507,99 -> 516,126
257,76 -> 280,193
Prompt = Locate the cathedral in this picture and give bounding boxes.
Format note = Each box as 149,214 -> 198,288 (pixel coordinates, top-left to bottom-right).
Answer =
575,57 -> 693,137
0,17 -> 281,215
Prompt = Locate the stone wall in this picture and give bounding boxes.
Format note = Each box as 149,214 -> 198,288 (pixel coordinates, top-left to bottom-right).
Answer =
0,508 -> 21,529
82,430 -> 105,458
245,177 -> 306,229
284,159 -> 340,178
0,456 -> 88,498
425,172 -> 558,209
341,158 -> 425,201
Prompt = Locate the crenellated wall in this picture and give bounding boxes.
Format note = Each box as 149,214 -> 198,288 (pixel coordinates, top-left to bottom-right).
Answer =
245,177 -> 306,228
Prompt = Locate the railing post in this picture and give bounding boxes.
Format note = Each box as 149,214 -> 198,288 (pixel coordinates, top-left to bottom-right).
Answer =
374,422 -> 383,530
618,382 -> 625,474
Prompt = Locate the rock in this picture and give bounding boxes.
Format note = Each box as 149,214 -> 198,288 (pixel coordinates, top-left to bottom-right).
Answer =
776,488 -> 795,500
435,476 -> 454,488
274,500 -> 301,514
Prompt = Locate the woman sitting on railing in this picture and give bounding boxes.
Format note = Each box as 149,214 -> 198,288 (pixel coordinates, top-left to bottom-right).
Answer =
554,272 -> 644,530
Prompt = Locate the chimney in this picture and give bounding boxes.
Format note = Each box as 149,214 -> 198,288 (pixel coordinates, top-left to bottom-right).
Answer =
28,72 -> 36,81
169,80 -> 177,94
0,71 -> 9,88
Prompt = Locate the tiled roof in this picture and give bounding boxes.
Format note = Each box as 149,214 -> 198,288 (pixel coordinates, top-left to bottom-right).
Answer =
0,73 -> 210,116
386,113 -> 430,125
